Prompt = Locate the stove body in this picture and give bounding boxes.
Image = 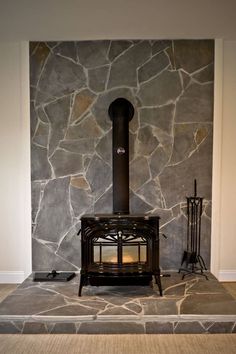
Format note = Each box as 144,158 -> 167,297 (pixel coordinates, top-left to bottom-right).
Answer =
79,214 -> 162,295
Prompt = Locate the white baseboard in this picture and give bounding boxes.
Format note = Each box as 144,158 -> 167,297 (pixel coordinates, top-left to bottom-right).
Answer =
218,270 -> 236,282
0,271 -> 25,283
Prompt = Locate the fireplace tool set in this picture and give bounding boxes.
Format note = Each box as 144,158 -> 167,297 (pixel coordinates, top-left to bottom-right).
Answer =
179,179 -> 208,279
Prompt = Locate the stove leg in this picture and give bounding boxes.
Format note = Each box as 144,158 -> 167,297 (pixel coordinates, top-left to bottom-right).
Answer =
154,273 -> 163,296
78,273 -> 85,297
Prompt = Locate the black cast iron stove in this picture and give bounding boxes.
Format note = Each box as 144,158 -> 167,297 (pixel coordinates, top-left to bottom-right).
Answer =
78,98 -> 162,296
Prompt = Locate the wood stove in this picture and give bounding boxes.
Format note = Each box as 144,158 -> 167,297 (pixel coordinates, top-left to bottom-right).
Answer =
78,98 -> 162,296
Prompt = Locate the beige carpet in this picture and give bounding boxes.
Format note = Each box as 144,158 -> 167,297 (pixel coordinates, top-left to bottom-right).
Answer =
0,334 -> 236,354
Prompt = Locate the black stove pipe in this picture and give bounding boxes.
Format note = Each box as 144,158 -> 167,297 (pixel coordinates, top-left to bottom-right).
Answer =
108,98 -> 134,214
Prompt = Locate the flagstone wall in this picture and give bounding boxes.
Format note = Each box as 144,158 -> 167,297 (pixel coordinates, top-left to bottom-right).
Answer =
30,40 -> 214,271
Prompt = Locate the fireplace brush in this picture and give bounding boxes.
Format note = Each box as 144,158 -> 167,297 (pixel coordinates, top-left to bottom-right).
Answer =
178,179 -> 208,280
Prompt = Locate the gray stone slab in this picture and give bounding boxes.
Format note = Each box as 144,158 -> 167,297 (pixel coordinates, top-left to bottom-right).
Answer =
70,186 -> 93,218
66,115 -> 103,140
138,51 -> 170,84
108,41 -> 151,88
94,187 -> 113,214
207,322 -> 235,334
125,302 -> 142,314
31,181 -> 44,222
0,294 -> 66,316
59,139 -> 95,154
95,130 -> 112,165
23,322 -> 48,334
146,321 -> 173,334
165,46 -> 175,70
32,121 -> 49,148
138,70 -> 182,106
152,40 -> 172,55
130,156 -> 150,191
45,96 -> 71,156
46,42 -> 59,49
30,86 -> 37,104
180,70 -> 191,89
139,104 -> 175,135
153,211 -> 172,230
38,304 -> 98,316
81,284 -> 157,298
98,306 -> 137,316
96,296 -> 131,307
187,277 -> 228,294
86,154 -> 112,197
51,322 -> 77,334
56,224 -> 81,268
130,191 -> 153,214
77,300 -> 107,311
77,41 -> 110,68
37,54 -> 86,104
32,238 -> 77,271
35,89 -> 54,107
192,63 -> 214,83
30,43 -> 50,87
201,321 -> 215,330
175,82 -> 213,123
39,281 -> 79,299
88,65 -> 110,92
150,146 -> 170,178
159,131 -> 213,208
181,293 -> 236,315
140,298 -> 179,315
53,42 -> 78,63
14,285 -> 57,297
161,272 -> 189,289
50,149 -> 83,178
0,322 -> 21,334
33,177 -> 73,243
173,40 -> 214,73
129,132 -> 136,162
174,321 -> 206,334
30,101 -> 38,136
108,41 -> 133,61
164,283 -> 186,296
137,125 -> 159,156
31,144 -> 52,181
136,180 -> 163,209
70,89 -> 97,124
170,123 -> 210,165
78,321 -> 144,334
160,214 -> 187,269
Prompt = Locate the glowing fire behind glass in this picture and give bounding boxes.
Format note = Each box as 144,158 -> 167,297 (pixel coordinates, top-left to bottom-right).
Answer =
93,242 -> 147,264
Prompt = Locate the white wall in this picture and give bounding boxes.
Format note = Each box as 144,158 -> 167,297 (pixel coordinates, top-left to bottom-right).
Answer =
218,40 -> 236,281
1,40 -> 236,283
0,42 -> 31,283
1,0 -> 236,40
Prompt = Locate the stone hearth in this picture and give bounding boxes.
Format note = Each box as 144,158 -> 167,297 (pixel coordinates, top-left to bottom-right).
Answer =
0,273 -> 236,334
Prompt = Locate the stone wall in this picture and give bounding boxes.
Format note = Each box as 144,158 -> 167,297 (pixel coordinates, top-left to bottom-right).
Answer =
30,40 -> 214,271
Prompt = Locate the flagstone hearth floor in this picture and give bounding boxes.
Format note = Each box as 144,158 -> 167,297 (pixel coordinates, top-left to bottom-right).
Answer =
0,272 -> 236,334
